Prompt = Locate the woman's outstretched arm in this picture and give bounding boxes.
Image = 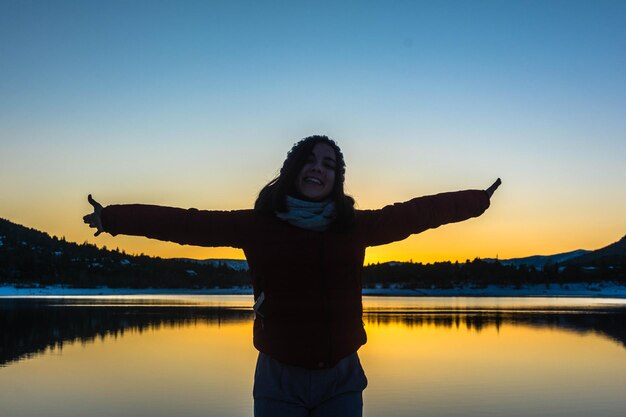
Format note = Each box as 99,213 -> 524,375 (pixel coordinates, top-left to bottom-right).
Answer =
83,195 -> 252,248
358,178 -> 501,247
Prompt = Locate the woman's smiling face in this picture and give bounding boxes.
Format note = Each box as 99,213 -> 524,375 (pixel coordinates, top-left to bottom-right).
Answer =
294,142 -> 337,201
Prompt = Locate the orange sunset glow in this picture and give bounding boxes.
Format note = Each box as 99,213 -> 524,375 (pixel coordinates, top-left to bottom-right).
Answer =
1,1 -> 625,265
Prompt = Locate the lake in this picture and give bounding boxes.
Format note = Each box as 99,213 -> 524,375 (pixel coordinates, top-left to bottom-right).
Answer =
1,295 -> 625,417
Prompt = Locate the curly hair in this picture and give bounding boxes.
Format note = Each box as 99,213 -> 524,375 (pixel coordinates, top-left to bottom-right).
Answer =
254,135 -> 355,231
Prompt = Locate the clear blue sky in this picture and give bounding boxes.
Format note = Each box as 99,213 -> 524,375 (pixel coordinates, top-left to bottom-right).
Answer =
1,0 -> 625,262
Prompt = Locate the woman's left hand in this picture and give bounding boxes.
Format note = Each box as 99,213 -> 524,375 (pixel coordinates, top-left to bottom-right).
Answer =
486,178 -> 501,198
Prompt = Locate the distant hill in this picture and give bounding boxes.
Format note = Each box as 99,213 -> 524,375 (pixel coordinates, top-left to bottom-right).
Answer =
0,217 -> 249,288
481,234 -> 626,271
174,258 -> 249,271
484,249 -> 591,270
565,235 -> 626,266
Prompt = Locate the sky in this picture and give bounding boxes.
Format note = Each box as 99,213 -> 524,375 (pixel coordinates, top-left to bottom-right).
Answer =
1,0 -> 625,264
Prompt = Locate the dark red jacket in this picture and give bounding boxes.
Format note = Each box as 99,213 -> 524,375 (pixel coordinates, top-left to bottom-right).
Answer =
101,190 -> 490,369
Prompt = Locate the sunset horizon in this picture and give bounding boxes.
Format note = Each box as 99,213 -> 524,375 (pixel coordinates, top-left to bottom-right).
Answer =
1,211 -> 624,266
2,1 -> 625,265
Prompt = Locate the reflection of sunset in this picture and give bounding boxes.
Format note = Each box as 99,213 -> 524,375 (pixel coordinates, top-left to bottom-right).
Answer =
360,319 -> 626,417
1,322 -> 258,417
2,296 -> 626,417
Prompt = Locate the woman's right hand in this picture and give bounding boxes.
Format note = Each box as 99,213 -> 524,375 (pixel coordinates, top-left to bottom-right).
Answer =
83,194 -> 104,236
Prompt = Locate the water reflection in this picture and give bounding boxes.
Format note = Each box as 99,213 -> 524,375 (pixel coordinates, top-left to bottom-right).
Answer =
0,297 -> 253,366
364,310 -> 626,349
2,296 -> 625,367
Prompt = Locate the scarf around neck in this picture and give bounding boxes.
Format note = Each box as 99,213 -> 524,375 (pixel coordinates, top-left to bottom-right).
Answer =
275,196 -> 336,231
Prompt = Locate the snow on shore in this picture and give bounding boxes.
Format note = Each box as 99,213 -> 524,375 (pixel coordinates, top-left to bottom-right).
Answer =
0,286 -> 254,297
364,282 -> 626,298
1,282 -> 626,298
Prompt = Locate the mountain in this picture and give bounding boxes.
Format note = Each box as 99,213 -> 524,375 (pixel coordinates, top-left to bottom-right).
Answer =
565,235 -> 626,266
482,234 -> 626,270
484,250 -> 591,270
0,217 -> 249,288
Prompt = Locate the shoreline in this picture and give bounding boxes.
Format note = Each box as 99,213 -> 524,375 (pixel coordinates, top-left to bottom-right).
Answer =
1,282 -> 626,298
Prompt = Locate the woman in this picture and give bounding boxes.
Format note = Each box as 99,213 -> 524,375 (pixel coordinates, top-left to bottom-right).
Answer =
84,135 -> 501,417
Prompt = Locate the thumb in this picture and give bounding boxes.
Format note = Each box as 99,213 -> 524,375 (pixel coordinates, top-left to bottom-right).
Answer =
88,194 -> 102,210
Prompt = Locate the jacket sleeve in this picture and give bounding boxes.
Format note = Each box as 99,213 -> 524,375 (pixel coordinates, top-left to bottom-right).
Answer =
356,190 -> 490,247
100,204 -> 252,248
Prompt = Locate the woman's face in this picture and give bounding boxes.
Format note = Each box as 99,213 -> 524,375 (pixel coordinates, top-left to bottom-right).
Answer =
294,142 -> 337,201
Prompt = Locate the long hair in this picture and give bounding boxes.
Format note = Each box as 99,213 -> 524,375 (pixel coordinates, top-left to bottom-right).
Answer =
254,135 -> 356,231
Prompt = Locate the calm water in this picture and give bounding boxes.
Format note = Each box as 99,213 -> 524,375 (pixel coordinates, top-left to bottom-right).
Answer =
1,295 -> 626,417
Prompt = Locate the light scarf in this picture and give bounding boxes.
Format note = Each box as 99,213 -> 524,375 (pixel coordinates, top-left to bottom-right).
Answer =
275,196 -> 336,231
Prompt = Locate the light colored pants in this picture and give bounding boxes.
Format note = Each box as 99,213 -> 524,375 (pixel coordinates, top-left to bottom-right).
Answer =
253,352 -> 368,417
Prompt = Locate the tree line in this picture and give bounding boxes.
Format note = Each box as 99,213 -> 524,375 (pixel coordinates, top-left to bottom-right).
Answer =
362,258 -> 625,289
0,218 -> 248,288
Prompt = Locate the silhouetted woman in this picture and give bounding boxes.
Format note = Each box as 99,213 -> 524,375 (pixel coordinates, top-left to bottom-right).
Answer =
84,135 -> 501,417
